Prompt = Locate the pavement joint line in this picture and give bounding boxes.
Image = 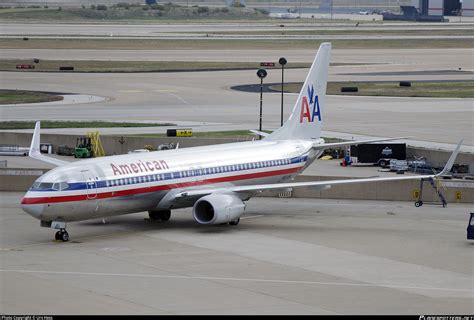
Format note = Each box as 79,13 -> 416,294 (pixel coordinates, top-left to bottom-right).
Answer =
0,269 -> 471,293
240,215 -> 264,220
0,230 -> 146,251
153,89 -> 179,93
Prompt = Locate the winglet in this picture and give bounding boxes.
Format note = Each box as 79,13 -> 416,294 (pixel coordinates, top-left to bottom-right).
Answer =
29,121 -> 41,158
28,121 -> 70,167
437,140 -> 463,176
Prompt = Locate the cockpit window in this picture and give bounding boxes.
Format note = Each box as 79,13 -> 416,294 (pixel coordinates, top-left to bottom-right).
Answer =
32,182 -> 54,190
31,181 -> 68,191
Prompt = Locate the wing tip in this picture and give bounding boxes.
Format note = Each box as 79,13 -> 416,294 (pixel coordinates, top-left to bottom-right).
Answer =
438,139 -> 463,176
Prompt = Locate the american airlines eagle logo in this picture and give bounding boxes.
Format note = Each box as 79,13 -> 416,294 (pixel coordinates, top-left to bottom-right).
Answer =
299,84 -> 321,123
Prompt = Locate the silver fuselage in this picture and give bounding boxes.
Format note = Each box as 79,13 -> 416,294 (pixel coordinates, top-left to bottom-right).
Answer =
21,139 -> 322,223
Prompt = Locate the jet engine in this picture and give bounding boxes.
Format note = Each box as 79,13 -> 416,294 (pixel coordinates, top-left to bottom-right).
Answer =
193,193 -> 245,225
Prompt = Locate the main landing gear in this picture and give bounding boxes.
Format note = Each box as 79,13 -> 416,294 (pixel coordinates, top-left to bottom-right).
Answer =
148,210 -> 171,221
55,229 -> 69,242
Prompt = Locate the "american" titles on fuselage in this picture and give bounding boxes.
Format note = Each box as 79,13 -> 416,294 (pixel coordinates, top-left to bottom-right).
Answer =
110,159 -> 169,176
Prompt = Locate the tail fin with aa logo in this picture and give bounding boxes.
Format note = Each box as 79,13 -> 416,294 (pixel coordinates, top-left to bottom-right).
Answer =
266,42 -> 331,141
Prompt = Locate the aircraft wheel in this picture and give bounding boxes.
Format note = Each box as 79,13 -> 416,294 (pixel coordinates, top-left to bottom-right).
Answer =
229,218 -> 240,226
55,230 -> 69,242
148,210 -> 160,220
160,210 -> 171,221
148,210 -> 171,221
61,231 -> 69,242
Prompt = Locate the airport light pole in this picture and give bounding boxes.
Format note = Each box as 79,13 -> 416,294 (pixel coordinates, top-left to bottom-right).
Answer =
331,0 -> 333,20
256,68 -> 267,139
278,57 -> 287,127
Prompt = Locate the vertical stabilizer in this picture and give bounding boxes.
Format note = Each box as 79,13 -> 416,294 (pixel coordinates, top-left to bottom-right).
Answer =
266,42 -> 331,141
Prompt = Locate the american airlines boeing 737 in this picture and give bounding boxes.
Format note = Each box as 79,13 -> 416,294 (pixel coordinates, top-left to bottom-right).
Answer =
21,43 -> 461,242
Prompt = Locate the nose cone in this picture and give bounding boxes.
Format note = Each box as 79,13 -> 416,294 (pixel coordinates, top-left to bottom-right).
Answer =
21,195 -> 44,220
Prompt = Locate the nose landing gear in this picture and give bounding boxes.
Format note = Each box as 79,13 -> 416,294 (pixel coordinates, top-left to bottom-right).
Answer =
47,221 -> 69,242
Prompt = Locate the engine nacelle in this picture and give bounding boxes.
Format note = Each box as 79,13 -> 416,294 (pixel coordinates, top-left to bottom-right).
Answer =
193,193 -> 245,225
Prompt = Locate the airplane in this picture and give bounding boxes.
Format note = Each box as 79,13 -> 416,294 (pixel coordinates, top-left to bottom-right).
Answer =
21,42 -> 462,242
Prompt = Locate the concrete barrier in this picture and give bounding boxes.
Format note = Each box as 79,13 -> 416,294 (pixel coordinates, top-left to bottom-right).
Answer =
0,168 -> 45,191
1,131 -> 472,164
261,175 -> 474,203
0,132 -> 250,156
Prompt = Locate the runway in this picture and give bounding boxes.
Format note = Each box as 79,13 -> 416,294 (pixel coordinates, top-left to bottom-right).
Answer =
2,22 -> 472,37
2,48 -> 472,69
1,192 -> 472,314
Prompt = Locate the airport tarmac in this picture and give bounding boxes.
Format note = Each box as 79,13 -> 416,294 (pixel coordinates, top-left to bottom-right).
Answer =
1,31 -> 472,148
0,20 -> 473,315
2,48 -> 472,71
1,22 -> 473,37
0,192 -> 472,314
1,67 -> 472,146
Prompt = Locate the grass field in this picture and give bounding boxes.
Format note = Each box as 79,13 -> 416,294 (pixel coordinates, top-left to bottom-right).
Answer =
270,81 -> 474,98
0,121 -> 176,130
0,90 -> 63,104
0,60 -> 310,73
0,5 -> 269,22
134,130 -> 266,139
1,59 -> 372,72
1,38 -> 472,50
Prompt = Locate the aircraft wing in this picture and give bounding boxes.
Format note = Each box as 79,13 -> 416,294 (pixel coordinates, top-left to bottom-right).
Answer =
312,136 -> 410,150
249,129 -> 270,138
29,121 -> 70,167
175,140 -> 462,199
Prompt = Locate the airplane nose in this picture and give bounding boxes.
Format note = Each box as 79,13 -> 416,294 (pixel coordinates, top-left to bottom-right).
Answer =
21,198 -> 44,220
